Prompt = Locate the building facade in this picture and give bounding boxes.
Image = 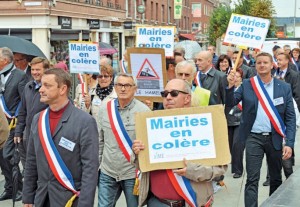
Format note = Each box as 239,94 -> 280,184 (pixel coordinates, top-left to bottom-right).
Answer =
0,0 -> 127,59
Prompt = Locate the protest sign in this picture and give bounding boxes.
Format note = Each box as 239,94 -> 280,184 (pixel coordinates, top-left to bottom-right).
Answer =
136,26 -> 175,56
223,13 -> 270,50
135,105 -> 230,172
127,47 -> 167,102
69,41 -> 100,74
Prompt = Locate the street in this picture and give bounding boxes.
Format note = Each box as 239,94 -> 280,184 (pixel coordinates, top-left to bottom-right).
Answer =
1,129 -> 299,207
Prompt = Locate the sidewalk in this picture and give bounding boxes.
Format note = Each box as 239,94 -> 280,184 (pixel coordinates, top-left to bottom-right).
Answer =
1,130 -> 299,207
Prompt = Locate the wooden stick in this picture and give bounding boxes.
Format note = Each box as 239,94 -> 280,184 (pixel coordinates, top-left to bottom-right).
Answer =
232,49 -> 243,72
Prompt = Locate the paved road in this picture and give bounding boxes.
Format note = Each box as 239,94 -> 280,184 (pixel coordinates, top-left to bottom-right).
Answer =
1,130 -> 299,207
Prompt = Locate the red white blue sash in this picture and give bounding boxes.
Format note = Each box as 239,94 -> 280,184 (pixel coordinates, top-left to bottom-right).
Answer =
107,99 -> 133,162
194,71 -> 202,88
0,96 -> 21,118
120,59 -> 127,73
250,76 -> 286,137
291,58 -> 299,71
38,108 -> 79,196
77,74 -> 85,95
273,57 -> 278,68
166,169 -> 197,207
237,102 -> 243,111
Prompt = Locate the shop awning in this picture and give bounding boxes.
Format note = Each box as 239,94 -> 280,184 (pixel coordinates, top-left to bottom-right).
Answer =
179,33 -> 195,41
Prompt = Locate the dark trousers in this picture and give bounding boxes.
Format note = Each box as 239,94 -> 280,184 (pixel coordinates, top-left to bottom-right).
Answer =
244,133 -> 282,207
0,130 -> 23,193
228,125 -> 245,175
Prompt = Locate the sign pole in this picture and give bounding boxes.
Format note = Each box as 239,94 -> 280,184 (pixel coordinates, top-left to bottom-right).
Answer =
232,48 -> 243,72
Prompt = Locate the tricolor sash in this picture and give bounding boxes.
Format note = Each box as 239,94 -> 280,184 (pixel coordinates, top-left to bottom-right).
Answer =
38,108 -> 79,206
120,59 -> 127,73
243,55 -> 250,65
291,58 -> 299,71
273,57 -> 278,69
77,74 -> 85,95
237,102 -> 243,111
166,169 -> 198,207
194,71 -> 202,87
107,99 -> 133,162
250,76 -> 286,138
107,99 -> 140,195
0,95 -> 21,129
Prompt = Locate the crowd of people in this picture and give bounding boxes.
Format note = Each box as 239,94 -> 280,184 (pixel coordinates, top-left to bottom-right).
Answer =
0,42 -> 298,207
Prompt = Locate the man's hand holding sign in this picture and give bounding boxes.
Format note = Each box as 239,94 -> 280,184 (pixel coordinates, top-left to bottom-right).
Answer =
133,79 -> 228,207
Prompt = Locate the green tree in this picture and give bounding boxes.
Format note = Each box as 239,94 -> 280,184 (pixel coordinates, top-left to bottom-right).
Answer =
208,5 -> 232,46
208,0 -> 276,45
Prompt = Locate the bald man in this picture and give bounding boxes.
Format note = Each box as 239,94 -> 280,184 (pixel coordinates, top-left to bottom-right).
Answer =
195,51 -> 227,105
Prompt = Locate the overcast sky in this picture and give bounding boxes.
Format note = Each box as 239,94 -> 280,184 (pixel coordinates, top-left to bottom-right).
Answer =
231,0 -> 300,17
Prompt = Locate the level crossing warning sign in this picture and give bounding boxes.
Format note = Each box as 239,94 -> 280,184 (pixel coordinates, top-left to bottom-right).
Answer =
136,59 -> 160,80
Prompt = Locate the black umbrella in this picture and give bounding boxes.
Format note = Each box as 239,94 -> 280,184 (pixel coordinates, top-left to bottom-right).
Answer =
11,143 -> 20,207
0,35 -> 46,58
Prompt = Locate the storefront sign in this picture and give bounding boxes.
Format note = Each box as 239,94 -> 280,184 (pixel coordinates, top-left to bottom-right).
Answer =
136,26 -> 175,57
88,19 -> 100,29
136,105 -> 230,172
111,21 -> 122,27
223,13 -> 270,49
58,16 -> 72,29
69,41 -> 100,74
124,21 -> 133,29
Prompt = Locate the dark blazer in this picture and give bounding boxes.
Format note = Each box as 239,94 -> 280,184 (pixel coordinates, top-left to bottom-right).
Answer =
273,68 -> 300,112
14,80 -> 48,139
23,103 -> 99,207
2,68 -> 28,116
226,77 -> 296,150
202,68 -> 227,105
25,65 -> 32,81
241,64 -> 256,79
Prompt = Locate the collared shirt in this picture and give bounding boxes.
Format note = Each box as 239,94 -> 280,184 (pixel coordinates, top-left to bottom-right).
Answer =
251,78 -> 274,133
33,80 -> 41,90
276,68 -> 287,79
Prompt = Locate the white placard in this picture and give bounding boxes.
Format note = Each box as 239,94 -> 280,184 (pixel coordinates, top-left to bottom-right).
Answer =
69,41 -> 100,74
136,26 -> 175,56
223,13 -> 270,49
146,113 -> 216,163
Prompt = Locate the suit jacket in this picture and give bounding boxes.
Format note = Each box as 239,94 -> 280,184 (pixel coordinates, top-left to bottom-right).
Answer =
241,64 -> 256,79
25,65 -> 32,81
226,77 -> 296,150
14,80 -> 48,139
23,103 -> 99,207
202,68 -> 227,105
2,68 -> 28,116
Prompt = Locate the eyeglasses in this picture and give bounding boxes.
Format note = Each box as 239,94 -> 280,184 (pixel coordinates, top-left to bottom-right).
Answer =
98,75 -> 110,79
115,83 -> 135,89
160,90 -> 189,98
15,58 -> 26,62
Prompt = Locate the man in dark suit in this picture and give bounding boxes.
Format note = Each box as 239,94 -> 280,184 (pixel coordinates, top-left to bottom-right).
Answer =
273,52 -> 300,179
226,52 -> 296,207
195,50 -> 227,105
14,57 -> 50,172
23,68 -> 99,207
0,47 -> 28,201
13,52 -> 32,80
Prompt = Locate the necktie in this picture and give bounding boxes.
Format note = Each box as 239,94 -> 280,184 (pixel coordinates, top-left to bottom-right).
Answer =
279,71 -> 284,80
200,73 -> 207,85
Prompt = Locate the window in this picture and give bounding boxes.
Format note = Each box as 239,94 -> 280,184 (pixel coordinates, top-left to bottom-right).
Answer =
151,1 -> 153,20
161,5 -> 165,22
156,3 -> 158,21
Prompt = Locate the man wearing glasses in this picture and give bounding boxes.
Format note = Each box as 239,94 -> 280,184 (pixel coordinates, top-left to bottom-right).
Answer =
13,52 -> 32,80
97,73 -> 150,207
132,79 -> 227,207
